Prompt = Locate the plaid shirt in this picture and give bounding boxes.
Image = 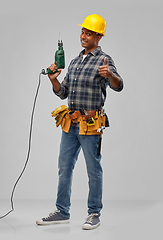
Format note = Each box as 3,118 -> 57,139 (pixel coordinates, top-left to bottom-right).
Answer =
54,46 -> 123,111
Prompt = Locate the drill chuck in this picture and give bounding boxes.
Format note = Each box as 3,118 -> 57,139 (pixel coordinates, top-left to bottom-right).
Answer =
46,39 -> 65,74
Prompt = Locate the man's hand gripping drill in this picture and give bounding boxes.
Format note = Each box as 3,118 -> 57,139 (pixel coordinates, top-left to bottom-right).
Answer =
47,63 -> 62,81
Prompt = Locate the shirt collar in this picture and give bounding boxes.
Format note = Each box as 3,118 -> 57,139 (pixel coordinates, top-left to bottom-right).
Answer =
79,46 -> 102,57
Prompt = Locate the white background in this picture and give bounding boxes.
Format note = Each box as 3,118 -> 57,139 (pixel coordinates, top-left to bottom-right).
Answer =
0,0 -> 162,201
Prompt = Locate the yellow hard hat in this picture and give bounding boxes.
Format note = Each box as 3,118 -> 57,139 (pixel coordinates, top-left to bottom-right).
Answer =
78,14 -> 106,36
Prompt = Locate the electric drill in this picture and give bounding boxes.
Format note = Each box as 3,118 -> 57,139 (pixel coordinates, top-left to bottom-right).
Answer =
46,40 -> 65,74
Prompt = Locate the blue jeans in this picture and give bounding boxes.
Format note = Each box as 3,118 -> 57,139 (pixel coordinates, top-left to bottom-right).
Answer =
56,125 -> 103,218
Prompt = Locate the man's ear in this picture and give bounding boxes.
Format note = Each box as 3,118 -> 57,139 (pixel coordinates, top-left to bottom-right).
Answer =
97,35 -> 102,43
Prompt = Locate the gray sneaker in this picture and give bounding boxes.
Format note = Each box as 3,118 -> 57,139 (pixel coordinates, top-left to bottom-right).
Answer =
36,210 -> 70,225
82,213 -> 100,230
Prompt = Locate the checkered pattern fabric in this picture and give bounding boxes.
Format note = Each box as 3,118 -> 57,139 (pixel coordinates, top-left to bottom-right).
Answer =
54,46 -> 123,111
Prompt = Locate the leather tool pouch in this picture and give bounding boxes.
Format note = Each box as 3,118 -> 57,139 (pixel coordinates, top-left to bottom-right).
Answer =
61,113 -> 72,133
68,111 -> 81,123
79,115 -> 105,135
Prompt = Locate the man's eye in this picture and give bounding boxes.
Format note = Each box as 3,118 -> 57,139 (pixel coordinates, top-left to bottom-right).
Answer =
81,31 -> 91,37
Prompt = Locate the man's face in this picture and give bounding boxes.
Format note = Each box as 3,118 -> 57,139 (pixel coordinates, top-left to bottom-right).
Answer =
80,28 -> 101,51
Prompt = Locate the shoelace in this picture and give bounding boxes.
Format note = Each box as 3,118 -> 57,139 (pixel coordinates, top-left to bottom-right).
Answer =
85,213 -> 98,224
44,210 -> 60,220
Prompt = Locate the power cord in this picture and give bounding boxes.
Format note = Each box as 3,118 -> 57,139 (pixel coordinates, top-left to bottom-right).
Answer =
0,71 -> 46,219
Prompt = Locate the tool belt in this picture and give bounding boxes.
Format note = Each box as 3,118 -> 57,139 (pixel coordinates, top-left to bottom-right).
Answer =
51,105 -> 105,135
68,110 -> 97,123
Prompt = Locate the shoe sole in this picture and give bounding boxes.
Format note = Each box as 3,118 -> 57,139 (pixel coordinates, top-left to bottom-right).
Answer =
36,219 -> 70,225
82,222 -> 100,230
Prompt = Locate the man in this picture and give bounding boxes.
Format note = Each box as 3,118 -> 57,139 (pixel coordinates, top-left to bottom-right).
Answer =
36,14 -> 123,230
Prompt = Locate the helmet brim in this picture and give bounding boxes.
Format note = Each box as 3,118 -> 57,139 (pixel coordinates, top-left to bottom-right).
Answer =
78,24 -> 105,36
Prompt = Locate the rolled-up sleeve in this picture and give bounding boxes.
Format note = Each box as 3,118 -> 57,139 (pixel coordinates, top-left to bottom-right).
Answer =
53,71 -> 69,100
108,77 -> 123,92
106,56 -> 124,92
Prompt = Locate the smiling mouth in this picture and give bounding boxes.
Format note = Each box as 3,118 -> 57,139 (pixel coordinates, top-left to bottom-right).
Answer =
81,40 -> 88,44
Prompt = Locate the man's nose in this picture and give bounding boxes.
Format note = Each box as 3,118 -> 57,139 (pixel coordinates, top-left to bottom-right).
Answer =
81,32 -> 86,39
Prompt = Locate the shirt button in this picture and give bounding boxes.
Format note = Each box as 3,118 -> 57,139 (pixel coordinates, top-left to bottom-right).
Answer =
73,90 -> 75,93
75,78 -> 76,81
72,102 -> 74,104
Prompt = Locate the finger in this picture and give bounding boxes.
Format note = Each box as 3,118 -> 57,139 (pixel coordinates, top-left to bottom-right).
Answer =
104,57 -> 108,66
49,64 -> 57,71
99,65 -> 108,70
99,69 -> 108,76
53,65 -> 57,72
50,63 -> 56,68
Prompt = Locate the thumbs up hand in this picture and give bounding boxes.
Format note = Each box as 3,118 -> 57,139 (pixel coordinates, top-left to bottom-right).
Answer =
99,57 -> 112,78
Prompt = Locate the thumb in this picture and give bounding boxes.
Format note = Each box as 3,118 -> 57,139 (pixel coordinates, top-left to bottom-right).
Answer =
104,57 -> 108,66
